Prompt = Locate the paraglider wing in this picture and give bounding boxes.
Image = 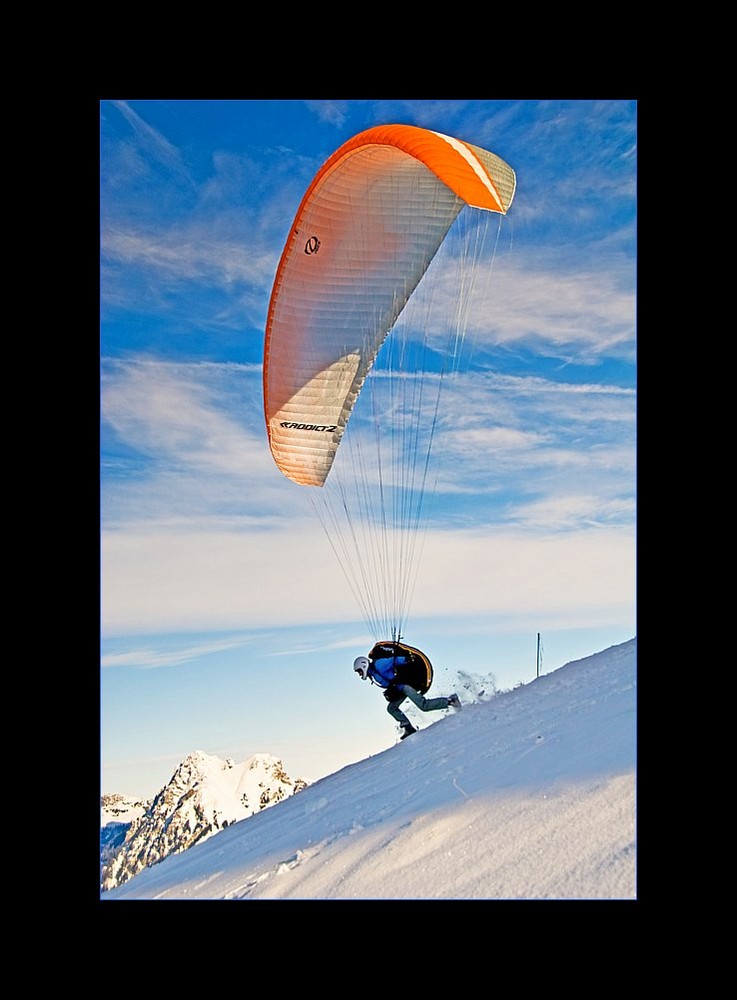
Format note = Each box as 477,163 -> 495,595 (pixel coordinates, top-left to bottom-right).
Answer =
263,124 -> 516,487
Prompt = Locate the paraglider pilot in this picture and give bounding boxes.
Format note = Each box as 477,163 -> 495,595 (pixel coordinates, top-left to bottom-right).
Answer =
353,640 -> 460,739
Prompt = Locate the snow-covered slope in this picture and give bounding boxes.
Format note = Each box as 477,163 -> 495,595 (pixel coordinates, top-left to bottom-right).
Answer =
101,751 -> 307,891
102,638 -> 636,900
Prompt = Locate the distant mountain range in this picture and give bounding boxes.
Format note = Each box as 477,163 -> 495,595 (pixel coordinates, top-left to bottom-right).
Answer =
101,750 -> 308,891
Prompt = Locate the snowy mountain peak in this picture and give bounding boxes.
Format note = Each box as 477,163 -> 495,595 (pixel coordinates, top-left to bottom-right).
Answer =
101,751 -> 307,892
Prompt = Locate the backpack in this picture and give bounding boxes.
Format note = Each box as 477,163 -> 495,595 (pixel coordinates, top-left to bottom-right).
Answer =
369,641 -> 434,695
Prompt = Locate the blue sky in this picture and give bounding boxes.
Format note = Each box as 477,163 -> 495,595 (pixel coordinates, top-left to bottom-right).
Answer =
100,99 -> 637,797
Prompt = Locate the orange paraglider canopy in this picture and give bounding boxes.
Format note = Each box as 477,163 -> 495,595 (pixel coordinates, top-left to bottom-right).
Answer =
263,124 -> 516,487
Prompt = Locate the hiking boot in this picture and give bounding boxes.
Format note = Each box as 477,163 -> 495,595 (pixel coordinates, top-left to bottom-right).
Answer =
447,693 -> 461,709
399,724 -> 417,740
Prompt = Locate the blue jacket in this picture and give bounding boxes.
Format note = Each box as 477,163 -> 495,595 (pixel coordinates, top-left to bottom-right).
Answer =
367,654 -> 404,689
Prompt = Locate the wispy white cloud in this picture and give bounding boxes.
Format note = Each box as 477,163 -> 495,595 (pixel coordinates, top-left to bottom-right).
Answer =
102,359 -> 257,473
510,493 -> 636,530
488,263 -> 635,354
305,100 -> 352,127
412,252 -> 635,362
102,636 -> 254,670
101,358 -> 286,528
111,100 -> 192,181
102,226 -> 274,290
101,106 -> 303,329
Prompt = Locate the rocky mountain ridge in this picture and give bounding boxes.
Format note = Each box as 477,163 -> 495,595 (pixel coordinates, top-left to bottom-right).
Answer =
101,750 -> 307,891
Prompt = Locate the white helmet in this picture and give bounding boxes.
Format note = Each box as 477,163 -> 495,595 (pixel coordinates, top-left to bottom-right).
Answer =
353,656 -> 370,679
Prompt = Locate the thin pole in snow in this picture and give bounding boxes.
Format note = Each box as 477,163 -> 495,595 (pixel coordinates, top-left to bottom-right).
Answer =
536,632 -> 541,679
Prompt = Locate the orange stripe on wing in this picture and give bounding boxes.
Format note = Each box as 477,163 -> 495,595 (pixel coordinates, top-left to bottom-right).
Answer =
305,124 -> 505,213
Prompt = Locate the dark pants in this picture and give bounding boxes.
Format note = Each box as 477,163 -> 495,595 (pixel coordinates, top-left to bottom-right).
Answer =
385,684 -> 450,728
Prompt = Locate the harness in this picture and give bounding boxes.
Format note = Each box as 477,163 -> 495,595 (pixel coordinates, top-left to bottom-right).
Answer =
367,641 -> 433,695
